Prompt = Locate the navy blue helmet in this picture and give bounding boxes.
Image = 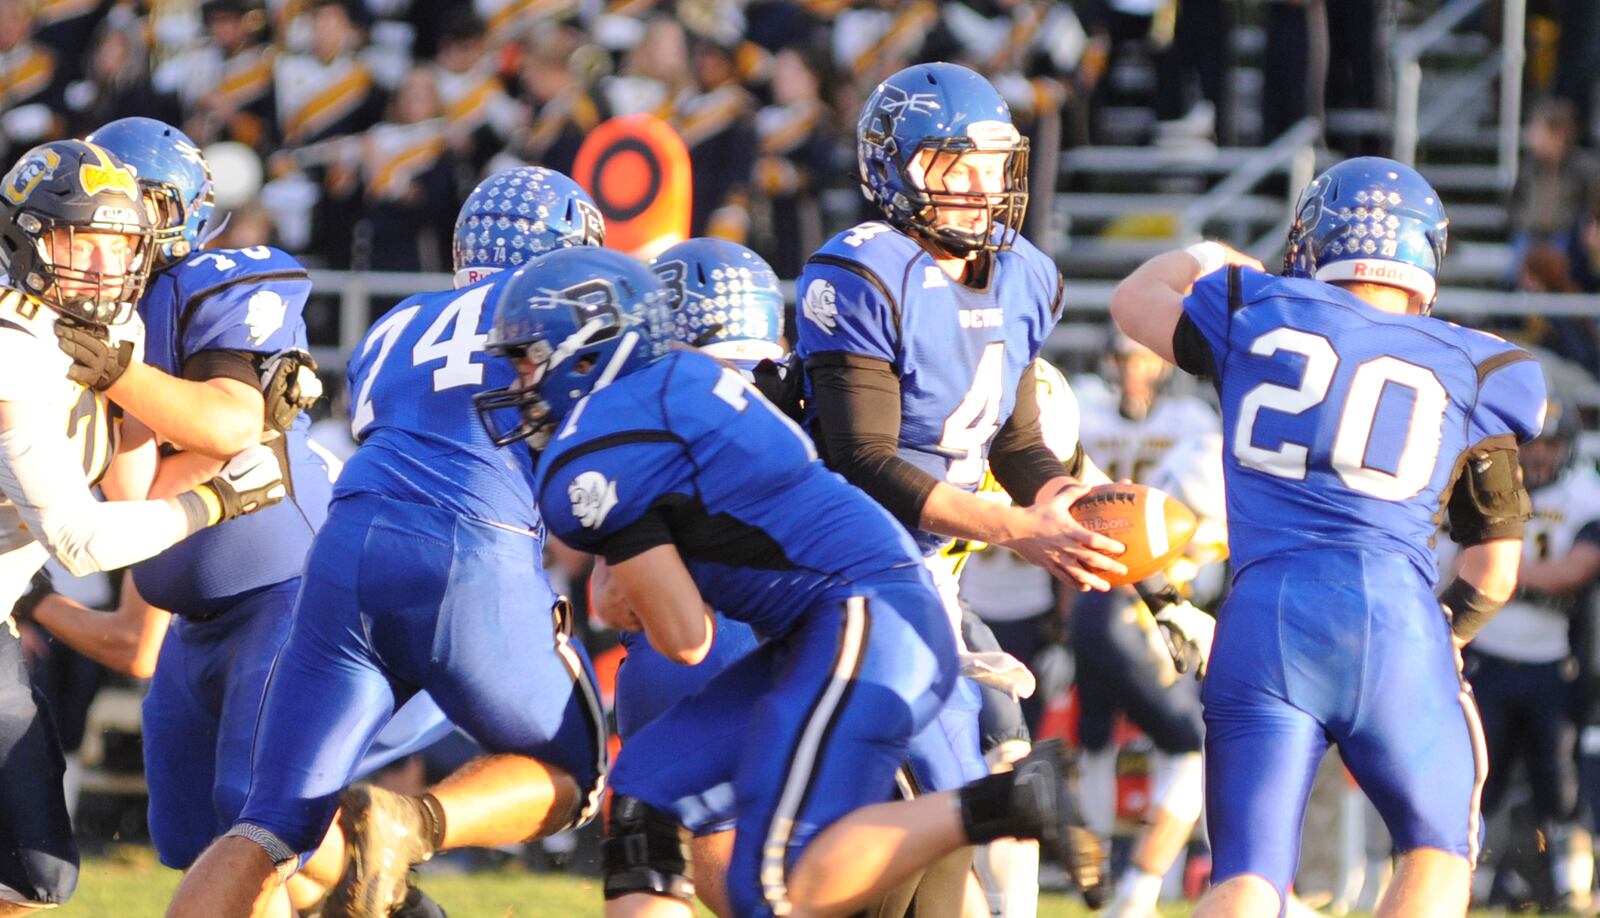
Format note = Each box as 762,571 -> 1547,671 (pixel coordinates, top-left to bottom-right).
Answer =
453,167 -> 606,287
475,247 -> 672,449
1284,156 -> 1449,313
0,140 -> 154,325
651,238 -> 784,368
857,62 -> 1029,255
87,117 -> 215,268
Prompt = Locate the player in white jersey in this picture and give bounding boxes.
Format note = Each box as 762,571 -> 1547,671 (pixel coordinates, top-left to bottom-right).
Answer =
1070,330 -> 1221,918
0,139 -> 285,914
1450,396 -> 1600,911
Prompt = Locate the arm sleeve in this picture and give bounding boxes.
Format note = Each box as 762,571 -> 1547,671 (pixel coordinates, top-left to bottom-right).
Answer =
1445,435 -> 1531,545
595,507 -> 675,565
805,351 -> 940,528
0,422 -> 202,577
989,369 -> 1071,505
181,349 -> 261,387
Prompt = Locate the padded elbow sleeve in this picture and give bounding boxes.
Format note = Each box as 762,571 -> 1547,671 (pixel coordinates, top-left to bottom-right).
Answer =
1446,437 -> 1531,545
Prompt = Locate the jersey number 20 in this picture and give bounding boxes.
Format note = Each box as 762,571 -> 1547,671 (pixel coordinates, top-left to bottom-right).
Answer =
1233,328 -> 1447,501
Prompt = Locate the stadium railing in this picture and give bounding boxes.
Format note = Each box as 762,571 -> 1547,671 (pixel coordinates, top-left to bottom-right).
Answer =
1391,0 -> 1526,189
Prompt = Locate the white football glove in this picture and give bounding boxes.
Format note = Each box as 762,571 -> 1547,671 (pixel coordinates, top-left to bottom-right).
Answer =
204,443 -> 288,522
1153,601 -> 1216,679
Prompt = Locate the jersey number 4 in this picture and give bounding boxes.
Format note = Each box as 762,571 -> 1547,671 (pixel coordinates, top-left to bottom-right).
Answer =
1233,328 -> 1447,501
351,285 -> 491,436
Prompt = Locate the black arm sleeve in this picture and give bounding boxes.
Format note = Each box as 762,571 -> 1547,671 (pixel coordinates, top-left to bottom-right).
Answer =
181,348 -> 260,387
805,352 -> 940,528
1446,435 -> 1532,545
989,369 -> 1071,506
1172,314 -> 1216,378
595,507 -> 676,565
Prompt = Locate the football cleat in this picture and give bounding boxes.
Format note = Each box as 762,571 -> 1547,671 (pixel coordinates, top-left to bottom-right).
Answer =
1011,739 -> 1107,908
323,785 -> 438,918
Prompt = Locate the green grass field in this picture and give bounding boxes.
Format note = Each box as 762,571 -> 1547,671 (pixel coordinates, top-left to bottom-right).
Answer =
54,848 -> 1120,917
55,849 -> 1566,917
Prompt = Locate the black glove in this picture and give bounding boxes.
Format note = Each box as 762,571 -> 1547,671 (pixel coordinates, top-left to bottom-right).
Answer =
55,318 -> 134,391
200,444 -> 288,523
11,567 -> 55,625
259,348 -> 323,433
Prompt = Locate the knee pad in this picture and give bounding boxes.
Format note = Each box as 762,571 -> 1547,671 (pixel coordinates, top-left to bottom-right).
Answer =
601,795 -> 695,903
1150,751 -> 1205,825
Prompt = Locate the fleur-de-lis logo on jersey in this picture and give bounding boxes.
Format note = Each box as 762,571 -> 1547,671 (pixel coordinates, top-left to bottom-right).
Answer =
802,279 -> 838,333
569,471 -> 618,529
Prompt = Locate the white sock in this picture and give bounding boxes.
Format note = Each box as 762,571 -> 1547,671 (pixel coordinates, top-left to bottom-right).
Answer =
1079,746 -> 1118,841
1116,867 -> 1163,911
975,837 -> 1040,917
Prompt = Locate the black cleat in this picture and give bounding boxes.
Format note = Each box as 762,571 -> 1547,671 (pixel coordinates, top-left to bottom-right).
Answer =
323,785 -> 438,917
1011,739 -> 1107,908
391,877 -> 448,918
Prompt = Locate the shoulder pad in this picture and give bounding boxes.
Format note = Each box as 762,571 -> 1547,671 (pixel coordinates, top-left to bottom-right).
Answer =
815,221 -> 924,269
174,246 -> 309,291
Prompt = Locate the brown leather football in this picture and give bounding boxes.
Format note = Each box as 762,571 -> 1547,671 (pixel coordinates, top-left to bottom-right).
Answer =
1070,483 -> 1199,586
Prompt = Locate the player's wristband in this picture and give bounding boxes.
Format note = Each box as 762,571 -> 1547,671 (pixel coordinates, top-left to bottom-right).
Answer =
1438,576 -> 1506,641
175,487 -> 223,530
1184,241 -> 1228,278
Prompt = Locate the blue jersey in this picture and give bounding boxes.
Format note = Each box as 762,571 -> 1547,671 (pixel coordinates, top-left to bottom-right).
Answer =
133,246 -> 330,615
537,350 -> 928,637
337,275 -> 541,533
795,221 -> 1063,553
1177,267 -> 1545,583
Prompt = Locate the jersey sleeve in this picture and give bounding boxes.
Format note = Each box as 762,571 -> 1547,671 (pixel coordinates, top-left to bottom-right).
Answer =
540,441 -> 684,562
795,258 -> 900,366
178,250 -> 312,357
1473,350 -> 1547,444
1176,266 -> 1251,376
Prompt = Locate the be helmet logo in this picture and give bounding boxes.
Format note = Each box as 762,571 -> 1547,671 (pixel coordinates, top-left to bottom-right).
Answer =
79,161 -> 140,201
2,148 -> 61,205
569,471 -> 618,529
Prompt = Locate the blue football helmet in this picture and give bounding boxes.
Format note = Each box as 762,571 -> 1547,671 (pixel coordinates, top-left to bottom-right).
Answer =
475,247 -> 672,449
1284,156 -> 1449,313
857,62 -> 1029,255
650,238 -> 784,368
86,118 -> 214,268
453,167 -> 606,287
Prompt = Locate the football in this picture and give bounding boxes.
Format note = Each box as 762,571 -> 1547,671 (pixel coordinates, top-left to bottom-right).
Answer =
1070,483 -> 1199,587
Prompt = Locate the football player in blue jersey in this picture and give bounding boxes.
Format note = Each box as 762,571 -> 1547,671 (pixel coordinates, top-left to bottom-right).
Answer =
166,166 -> 609,918
479,244 -> 1102,918
794,61 -> 1122,913
1112,156 -> 1542,917
36,122 -> 338,910
585,236 -> 777,916
0,138 -> 286,917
